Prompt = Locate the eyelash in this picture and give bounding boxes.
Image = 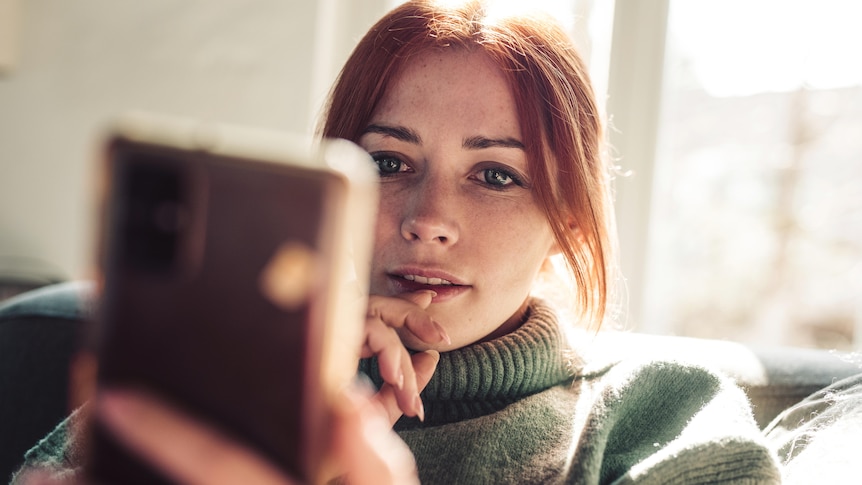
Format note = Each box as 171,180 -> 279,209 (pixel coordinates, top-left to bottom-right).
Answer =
369,153 -> 527,190
481,166 -> 525,189
371,153 -> 411,177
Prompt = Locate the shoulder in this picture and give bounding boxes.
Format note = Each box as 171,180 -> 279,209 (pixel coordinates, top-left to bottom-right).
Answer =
573,358 -> 781,484
579,358 -> 750,441
595,358 -> 729,410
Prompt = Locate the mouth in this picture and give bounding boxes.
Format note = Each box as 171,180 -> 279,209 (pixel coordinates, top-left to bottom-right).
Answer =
387,269 -> 470,302
401,274 -> 455,286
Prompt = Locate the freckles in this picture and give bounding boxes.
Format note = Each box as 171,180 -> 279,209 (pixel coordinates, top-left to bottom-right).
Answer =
466,207 -> 545,254
374,201 -> 400,234
375,187 -> 411,238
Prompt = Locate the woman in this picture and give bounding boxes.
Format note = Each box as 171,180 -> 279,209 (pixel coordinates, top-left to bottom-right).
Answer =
13,1 -> 783,484
319,2 -> 780,483
321,0 -> 616,429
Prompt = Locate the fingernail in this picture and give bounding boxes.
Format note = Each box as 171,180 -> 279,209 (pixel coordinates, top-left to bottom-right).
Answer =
414,394 -> 425,422
418,290 -> 437,309
397,370 -> 405,390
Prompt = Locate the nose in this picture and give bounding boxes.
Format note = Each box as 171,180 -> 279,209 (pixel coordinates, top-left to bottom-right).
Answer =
401,217 -> 458,245
400,179 -> 459,245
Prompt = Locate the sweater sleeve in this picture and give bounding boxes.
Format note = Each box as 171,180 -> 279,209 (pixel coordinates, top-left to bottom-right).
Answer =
572,359 -> 782,485
9,407 -> 87,485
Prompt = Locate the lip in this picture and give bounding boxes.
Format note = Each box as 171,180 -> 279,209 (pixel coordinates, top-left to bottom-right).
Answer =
387,267 -> 470,302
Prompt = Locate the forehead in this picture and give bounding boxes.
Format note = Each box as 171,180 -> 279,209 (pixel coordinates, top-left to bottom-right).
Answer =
370,49 -> 522,139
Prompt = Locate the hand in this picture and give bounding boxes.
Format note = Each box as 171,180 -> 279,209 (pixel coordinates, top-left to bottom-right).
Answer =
363,291 -> 449,423
95,386 -> 420,485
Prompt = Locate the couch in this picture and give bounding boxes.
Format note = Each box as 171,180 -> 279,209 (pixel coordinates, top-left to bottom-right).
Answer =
1,281 -> 860,480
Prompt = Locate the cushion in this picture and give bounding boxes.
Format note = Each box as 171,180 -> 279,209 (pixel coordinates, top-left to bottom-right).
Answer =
0,281 -> 93,481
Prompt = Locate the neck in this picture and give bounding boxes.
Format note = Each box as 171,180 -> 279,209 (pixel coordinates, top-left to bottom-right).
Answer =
476,297 -> 531,344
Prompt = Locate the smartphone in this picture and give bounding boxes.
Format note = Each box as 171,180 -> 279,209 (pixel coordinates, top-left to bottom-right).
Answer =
83,113 -> 378,485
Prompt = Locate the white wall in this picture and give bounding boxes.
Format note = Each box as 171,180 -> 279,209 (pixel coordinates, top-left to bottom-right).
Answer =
0,0 -> 389,282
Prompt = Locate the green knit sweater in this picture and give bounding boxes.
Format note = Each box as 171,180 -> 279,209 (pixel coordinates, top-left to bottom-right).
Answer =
13,300 -> 781,484
361,300 -> 781,484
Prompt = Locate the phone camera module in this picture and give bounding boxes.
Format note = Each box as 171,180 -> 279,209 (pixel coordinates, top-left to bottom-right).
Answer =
118,153 -> 188,274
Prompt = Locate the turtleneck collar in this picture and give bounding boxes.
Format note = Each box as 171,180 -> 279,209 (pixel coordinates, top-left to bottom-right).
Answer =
359,298 -> 574,428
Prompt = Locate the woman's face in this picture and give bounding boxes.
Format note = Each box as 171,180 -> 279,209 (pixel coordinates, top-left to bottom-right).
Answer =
359,49 -> 556,351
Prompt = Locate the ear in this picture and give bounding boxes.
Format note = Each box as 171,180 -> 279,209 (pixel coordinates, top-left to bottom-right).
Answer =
545,214 -> 579,258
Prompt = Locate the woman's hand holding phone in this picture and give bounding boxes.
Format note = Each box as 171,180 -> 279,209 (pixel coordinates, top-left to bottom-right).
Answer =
92,385 -> 420,485
19,292 -> 444,485
83,289 -> 446,485
81,291 -> 445,485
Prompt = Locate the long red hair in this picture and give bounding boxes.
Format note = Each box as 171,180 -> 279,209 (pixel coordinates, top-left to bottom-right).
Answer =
320,0 -> 616,329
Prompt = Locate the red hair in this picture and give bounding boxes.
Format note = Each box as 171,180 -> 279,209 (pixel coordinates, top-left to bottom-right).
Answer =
320,0 -> 616,329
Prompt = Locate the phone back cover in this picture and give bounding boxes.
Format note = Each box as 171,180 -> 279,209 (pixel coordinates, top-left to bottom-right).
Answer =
88,138 -> 342,484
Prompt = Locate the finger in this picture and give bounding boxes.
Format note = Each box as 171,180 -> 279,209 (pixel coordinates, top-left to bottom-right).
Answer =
367,294 -> 450,345
395,292 -> 451,345
391,345 -> 420,419
376,350 -> 440,426
363,316 -> 405,389
365,321 -> 420,418
333,385 -> 419,485
364,294 -> 445,418
396,290 -> 435,309
96,390 -> 295,485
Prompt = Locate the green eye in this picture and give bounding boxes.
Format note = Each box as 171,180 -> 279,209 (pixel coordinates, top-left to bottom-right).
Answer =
373,155 -> 403,176
483,168 -> 514,187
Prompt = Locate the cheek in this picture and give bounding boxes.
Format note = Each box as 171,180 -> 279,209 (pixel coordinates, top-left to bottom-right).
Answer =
373,197 -> 400,243
370,195 -> 404,269
488,237 -> 550,286
469,207 -> 553,280
472,203 -> 552,253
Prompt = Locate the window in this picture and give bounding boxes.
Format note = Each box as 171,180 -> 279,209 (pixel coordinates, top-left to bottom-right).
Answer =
640,0 -> 862,349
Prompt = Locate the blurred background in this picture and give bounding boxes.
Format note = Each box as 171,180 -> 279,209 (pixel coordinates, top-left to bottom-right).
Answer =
1,0 -> 860,350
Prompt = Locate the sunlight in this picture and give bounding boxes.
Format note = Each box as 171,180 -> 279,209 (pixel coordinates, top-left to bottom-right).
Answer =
396,0 -> 575,29
482,0 -> 573,24
670,0 -> 862,97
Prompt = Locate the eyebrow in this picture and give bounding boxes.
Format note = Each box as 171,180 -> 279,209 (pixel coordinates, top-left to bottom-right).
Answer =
462,135 -> 525,150
363,123 -> 524,151
363,124 -> 422,144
